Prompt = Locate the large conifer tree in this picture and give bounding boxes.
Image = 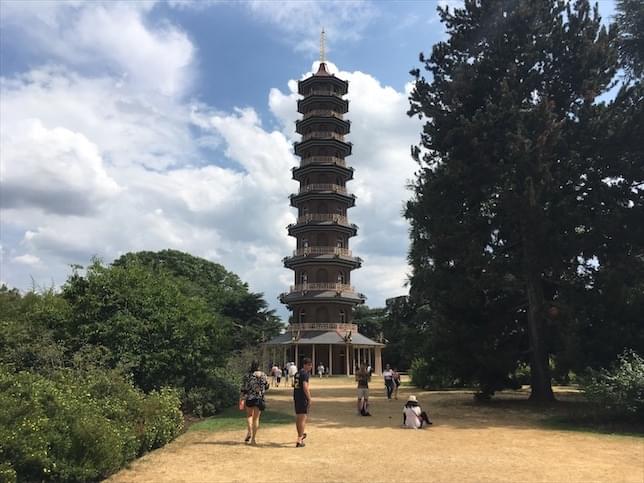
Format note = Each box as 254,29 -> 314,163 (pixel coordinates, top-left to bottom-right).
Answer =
406,0 -> 619,401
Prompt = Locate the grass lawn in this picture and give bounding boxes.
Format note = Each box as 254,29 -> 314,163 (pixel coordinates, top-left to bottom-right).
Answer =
188,406 -> 292,432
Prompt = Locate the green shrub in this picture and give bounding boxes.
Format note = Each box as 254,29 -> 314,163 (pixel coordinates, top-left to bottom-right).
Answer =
183,369 -> 238,417
409,358 -> 431,388
139,388 -> 183,452
0,367 -> 183,482
581,350 -> 644,418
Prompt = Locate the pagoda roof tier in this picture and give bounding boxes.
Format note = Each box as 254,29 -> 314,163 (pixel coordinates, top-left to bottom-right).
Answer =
265,330 -> 384,347
298,70 -> 348,96
297,95 -> 348,114
287,219 -> 358,238
292,163 -> 353,182
296,116 -> 350,135
294,138 -> 352,157
279,285 -> 366,305
282,251 -> 362,270
290,190 -> 356,208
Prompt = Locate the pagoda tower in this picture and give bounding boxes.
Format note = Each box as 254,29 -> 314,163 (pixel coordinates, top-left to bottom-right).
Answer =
266,32 -> 384,376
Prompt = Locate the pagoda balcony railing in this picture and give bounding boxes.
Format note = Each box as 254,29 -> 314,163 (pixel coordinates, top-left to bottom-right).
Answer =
307,89 -> 343,98
288,322 -> 358,333
300,156 -> 346,167
302,110 -> 345,120
299,183 -> 347,194
296,213 -> 348,224
292,247 -> 352,257
301,132 -> 346,142
290,283 -> 355,292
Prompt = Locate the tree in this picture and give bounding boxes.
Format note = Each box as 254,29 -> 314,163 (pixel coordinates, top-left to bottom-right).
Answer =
615,0 -> 644,80
61,259 -> 232,391
114,250 -> 283,350
407,0 -> 619,401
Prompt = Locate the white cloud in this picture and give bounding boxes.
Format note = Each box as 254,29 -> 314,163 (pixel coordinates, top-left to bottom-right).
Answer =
12,254 -> 42,266
1,2 -> 194,96
1,118 -> 120,215
245,0 -> 378,55
1,4 -> 419,316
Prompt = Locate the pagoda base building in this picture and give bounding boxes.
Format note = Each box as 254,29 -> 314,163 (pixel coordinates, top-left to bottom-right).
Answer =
265,38 -> 384,376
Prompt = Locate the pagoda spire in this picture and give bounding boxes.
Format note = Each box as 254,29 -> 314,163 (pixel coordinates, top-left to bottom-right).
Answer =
320,28 -> 326,64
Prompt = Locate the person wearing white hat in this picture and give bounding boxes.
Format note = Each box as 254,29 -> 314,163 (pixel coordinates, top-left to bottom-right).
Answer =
402,395 -> 433,429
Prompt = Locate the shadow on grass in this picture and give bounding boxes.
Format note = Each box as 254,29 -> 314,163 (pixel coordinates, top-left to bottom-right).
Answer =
188,406 -> 292,433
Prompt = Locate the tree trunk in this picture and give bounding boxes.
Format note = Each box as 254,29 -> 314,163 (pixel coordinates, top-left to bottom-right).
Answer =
522,178 -> 555,402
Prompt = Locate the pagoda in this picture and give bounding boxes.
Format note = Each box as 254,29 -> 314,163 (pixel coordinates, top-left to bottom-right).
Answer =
265,31 -> 384,376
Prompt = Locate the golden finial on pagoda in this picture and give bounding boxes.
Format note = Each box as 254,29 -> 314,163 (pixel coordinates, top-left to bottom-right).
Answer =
320,28 -> 326,63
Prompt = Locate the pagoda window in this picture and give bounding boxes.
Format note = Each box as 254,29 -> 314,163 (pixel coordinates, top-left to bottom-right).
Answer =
316,268 -> 328,283
339,310 -> 346,323
337,271 -> 345,284
315,306 -> 329,323
299,310 -> 306,323
300,272 -> 308,284
318,233 -> 328,246
336,237 -> 344,248
302,239 -> 309,249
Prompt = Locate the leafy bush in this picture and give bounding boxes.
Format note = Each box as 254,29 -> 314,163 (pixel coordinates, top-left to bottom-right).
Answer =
183,369 -> 239,417
0,367 -> 183,482
581,350 -> 644,418
409,358 -> 431,388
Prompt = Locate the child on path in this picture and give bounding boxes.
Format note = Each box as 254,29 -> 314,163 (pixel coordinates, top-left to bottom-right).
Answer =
355,364 -> 371,416
392,367 -> 401,400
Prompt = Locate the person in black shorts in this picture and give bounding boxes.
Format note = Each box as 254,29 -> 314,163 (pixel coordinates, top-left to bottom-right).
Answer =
293,357 -> 313,447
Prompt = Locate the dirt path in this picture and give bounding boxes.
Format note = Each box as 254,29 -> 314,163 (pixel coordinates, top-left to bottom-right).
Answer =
108,378 -> 643,482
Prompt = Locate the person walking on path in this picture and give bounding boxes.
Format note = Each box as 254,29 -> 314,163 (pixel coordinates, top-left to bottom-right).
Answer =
317,363 -> 325,378
383,364 -> 395,400
288,362 -> 298,387
392,367 -> 401,400
355,363 -> 371,416
402,395 -> 433,429
240,360 -> 269,445
293,357 -> 313,447
275,366 -> 282,387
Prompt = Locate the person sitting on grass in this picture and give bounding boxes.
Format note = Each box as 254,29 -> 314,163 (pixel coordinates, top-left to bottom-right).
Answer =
402,395 -> 432,429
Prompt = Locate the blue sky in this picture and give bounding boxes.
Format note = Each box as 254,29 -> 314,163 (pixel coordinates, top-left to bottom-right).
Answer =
0,0 -> 617,320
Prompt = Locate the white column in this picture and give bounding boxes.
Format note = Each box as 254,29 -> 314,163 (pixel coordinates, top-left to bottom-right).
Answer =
375,347 -> 383,375
368,348 -> 372,367
312,344 -> 316,374
345,346 -> 350,376
329,344 -> 333,375
295,344 -> 299,367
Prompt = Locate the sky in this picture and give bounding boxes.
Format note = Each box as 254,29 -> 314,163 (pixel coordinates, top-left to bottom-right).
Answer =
0,0 -> 617,320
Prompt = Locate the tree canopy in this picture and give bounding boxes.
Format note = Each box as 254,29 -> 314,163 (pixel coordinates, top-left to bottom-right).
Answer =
406,0 -> 643,400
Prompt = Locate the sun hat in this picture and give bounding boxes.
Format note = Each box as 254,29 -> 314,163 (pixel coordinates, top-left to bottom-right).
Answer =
406,395 -> 418,403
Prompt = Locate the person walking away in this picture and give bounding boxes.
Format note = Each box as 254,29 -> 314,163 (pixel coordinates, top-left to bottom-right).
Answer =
284,363 -> 290,385
383,364 -> 395,400
270,364 -> 278,387
402,395 -> 432,429
240,360 -> 269,445
392,367 -> 401,400
317,363 -> 325,378
275,366 -> 282,387
288,362 -> 298,387
293,357 -> 313,447
355,363 -> 371,416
